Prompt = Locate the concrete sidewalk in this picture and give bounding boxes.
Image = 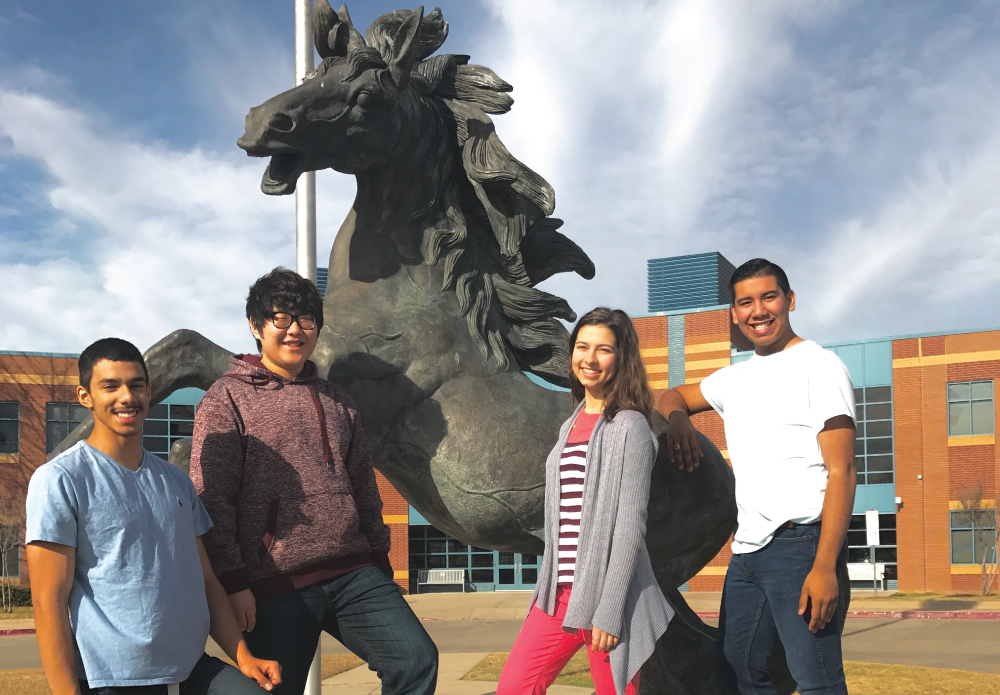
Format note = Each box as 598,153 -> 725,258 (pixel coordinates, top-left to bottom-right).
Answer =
321,653 -> 593,695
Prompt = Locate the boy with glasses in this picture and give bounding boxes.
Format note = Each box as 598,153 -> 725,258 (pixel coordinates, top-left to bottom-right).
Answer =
26,338 -> 281,695
189,268 -> 437,695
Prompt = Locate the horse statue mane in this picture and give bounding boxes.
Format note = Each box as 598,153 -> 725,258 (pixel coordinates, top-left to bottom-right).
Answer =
310,3 -> 595,387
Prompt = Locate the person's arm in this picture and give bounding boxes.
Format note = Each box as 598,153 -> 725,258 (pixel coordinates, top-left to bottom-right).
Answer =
189,390 -> 256,630
656,383 -> 713,471
590,416 -> 657,651
27,541 -> 80,695
342,405 -> 392,576
197,538 -> 281,690
799,414 -> 856,632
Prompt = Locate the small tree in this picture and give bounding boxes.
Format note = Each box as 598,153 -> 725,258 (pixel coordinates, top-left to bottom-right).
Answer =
957,484 -> 999,596
0,497 -> 25,613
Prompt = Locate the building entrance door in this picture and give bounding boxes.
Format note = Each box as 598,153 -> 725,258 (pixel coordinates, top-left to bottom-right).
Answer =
496,552 -> 540,590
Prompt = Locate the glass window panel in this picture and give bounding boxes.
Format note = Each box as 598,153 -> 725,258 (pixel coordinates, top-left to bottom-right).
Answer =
854,440 -> 865,456
498,552 -> 515,565
971,400 -> 994,435
880,530 -> 897,545
883,565 -> 898,580
471,547 -> 489,553
170,421 -> 194,437
866,420 -> 892,437
448,555 -> 468,569
426,527 -> 445,538
498,569 -> 515,584
951,511 -> 974,529
521,568 -> 538,584
847,530 -> 868,547
409,556 -> 426,570
949,402 -> 972,436
970,381 -> 994,401
855,405 -> 865,421
521,555 -> 537,565
427,555 -> 447,568
49,403 -> 67,421
874,547 -> 897,563
853,388 -> 864,405
849,515 -> 867,530
447,539 -> 468,553
471,569 -> 494,583
974,510 -> 997,529
975,531 -> 997,564
856,422 -> 865,438
408,540 -> 424,554
427,540 -> 447,554
952,529 -> 975,563
0,403 -> 18,420
46,422 -> 67,453
867,455 -> 893,472
879,514 -> 897,530
170,405 -> 195,419
867,439 -> 893,455
69,404 -> 89,423
856,473 -> 866,485
866,386 -> 891,403
143,420 -> 168,435
0,421 -> 19,454
867,473 -> 893,484
948,383 -> 971,402
471,554 -> 494,567
866,403 -> 891,421
848,547 -> 871,563
855,457 -> 866,472
142,436 -> 168,452
148,404 -> 168,419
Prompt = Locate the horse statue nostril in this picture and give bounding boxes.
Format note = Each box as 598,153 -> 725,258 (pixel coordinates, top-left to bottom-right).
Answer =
268,113 -> 295,133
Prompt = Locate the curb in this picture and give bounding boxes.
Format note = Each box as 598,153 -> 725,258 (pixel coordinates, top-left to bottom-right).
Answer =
694,611 -> 1000,620
0,628 -> 35,636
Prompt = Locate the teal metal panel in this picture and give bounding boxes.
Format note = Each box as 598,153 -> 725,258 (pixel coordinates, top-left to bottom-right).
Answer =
830,344 -> 864,387
732,350 -> 753,365
668,315 -> 685,387
853,484 -> 896,514
648,252 -> 737,313
863,341 -> 892,386
409,505 -> 429,525
162,387 -> 204,405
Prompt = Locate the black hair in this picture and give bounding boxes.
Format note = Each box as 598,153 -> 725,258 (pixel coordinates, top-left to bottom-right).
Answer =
729,258 -> 791,301
246,267 -> 324,351
79,338 -> 149,390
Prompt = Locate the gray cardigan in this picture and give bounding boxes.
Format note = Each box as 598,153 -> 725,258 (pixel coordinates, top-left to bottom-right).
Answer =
531,402 -> 674,695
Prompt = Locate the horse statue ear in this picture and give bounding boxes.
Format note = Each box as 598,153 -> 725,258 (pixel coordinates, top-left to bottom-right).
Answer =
312,0 -> 341,58
389,6 -> 424,88
336,4 -> 368,54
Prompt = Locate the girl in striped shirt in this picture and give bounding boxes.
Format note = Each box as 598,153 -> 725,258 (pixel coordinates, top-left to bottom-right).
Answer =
497,308 -> 672,695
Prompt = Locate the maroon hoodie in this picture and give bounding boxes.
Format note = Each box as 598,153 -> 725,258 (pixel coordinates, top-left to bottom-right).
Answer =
189,355 -> 391,599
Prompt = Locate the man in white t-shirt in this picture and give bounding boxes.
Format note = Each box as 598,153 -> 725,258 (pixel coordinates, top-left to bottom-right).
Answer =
657,259 -> 856,695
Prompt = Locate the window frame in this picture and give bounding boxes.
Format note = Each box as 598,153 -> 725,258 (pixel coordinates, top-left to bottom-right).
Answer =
947,380 -> 995,437
45,402 -> 91,454
950,509 -> 998,565
0,402 -> 19,455
853,386 -> 894,486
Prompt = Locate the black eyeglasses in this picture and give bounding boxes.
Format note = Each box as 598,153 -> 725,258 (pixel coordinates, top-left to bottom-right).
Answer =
268,312 -> 318,330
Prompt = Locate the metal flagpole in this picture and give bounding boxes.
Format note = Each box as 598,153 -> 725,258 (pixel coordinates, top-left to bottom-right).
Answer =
295,2 -> 322,694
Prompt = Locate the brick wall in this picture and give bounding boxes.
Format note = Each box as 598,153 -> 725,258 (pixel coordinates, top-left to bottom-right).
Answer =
375,470 -> 411,593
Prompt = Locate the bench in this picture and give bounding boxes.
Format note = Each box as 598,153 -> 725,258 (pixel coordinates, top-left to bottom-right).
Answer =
847,563 -> 885,581
417,569 -> 466,593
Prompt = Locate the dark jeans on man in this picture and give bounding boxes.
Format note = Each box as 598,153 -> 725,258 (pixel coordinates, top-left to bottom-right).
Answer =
245,564 -> 438,695
80,653 -> 263,695
717,523 -> 849,695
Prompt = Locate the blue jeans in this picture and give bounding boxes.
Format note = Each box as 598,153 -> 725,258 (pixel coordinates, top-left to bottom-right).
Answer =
80,653 -> 262,694
717,523 -> 848,695
245,565 -> 438,695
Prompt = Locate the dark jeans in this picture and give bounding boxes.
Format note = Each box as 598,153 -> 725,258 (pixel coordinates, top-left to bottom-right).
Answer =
717,523 -> 849,695
245,565 -> 438,695
80,653 -> 262,695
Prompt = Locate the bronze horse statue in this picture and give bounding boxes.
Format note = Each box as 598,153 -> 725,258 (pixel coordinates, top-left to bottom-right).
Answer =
54,5 -> 842,692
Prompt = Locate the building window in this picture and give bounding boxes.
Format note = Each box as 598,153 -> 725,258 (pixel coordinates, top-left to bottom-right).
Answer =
853,386 -> 893,485
948,381 -> 994,437
142,404 -> 196,459
847,513 -> 897,584
46,403 -> 90,454
950,509 -> 998,564
0,402 -> 18,454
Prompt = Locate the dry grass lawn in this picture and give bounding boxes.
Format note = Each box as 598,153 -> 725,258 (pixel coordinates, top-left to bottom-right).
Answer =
462,653 -> 1000,694
0,607 -> 34,620
0,655 -> 365,695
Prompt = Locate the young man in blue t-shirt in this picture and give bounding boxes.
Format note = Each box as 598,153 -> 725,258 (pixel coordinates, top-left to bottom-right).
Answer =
26,338 -> 282,695
658,259 -> 857,695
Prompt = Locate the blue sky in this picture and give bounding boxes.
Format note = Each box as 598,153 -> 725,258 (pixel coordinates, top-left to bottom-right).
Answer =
2,1 -> 1000,354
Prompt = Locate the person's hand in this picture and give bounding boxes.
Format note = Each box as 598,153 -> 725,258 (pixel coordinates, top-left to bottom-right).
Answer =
799,566 -> 839,633
229,589 -> 257,633
590,627 -> 619,653
665,411 -> 702,472
236,641 -> 282,691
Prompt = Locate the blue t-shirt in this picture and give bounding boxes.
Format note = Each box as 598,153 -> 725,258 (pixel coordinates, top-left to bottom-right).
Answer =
25,442 -> 213,688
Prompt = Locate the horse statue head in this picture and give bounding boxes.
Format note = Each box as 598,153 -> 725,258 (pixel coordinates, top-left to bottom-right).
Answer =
238,3 -> 595,388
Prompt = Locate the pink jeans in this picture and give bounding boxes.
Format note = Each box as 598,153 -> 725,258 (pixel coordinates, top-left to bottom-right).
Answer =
496,586 -> 639,695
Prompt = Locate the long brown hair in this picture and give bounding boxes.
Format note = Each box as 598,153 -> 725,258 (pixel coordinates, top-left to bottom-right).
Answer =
568,308 -> 653,423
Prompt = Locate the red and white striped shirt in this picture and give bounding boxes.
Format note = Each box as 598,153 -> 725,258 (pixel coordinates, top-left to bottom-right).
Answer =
557,410 -> 601,585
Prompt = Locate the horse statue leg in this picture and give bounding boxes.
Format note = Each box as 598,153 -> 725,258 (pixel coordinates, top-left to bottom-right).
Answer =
48,329 -> 233,459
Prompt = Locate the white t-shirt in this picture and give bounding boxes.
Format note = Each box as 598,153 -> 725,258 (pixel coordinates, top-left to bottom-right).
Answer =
699,340 -> 856,554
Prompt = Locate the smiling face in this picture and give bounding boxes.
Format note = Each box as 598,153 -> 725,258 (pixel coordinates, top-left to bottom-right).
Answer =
249,308 -> 320,379
77,360 -> 150,440
731,275 -> 797,352
572,324 -> 618,401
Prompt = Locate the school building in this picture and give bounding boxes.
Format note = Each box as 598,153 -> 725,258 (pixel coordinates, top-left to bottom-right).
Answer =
0,252 -> 996,594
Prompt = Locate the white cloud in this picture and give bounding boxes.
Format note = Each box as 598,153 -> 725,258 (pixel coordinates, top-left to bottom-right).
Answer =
0,88 -> 354,353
